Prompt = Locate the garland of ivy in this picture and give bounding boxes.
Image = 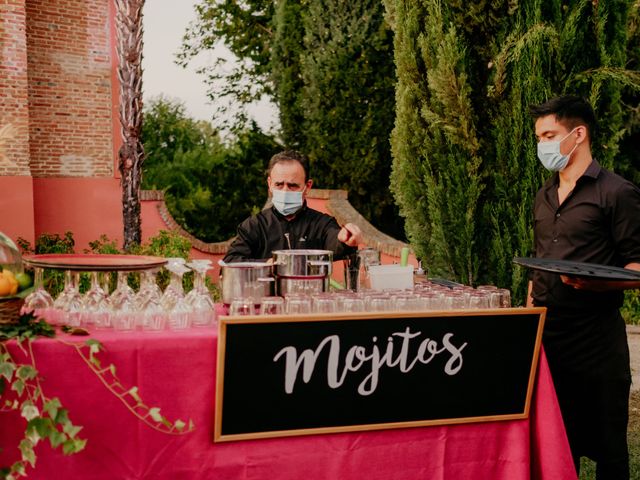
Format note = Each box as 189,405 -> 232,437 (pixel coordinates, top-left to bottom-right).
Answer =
0,314 -> 194,479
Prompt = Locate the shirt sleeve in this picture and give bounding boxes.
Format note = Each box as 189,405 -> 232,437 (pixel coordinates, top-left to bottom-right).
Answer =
320,215 -> 357,260
223,217 -> 264,263
611,180 -> 640,265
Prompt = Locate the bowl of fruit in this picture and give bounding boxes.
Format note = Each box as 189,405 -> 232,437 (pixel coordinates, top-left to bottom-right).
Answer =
0,232 -> 32,324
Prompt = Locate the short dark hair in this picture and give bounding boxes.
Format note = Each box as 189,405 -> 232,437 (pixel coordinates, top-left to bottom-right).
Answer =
267,150 -> 310,182
529,95 -> 597,142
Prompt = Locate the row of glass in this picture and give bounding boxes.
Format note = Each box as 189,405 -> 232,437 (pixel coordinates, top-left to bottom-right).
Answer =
21,258 -> 216,331
226,282 -> 512,316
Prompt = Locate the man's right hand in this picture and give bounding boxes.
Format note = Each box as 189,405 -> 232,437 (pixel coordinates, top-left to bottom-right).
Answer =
338,223 -> 362,247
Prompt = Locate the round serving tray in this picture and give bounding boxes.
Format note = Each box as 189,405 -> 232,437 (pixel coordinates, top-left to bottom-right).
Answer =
22,254 -> 167,272
513,257 -> 640,281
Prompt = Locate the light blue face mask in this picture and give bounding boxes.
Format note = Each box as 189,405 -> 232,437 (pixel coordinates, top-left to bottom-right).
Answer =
536,128 -> 579,172
272,188 -> 305,216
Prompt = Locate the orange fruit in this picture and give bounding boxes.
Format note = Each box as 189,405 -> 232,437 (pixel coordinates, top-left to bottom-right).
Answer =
0,271 -> 18,296
0,275 -> 13,296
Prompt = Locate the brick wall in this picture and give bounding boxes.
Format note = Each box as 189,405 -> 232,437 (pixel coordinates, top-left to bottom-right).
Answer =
25,0 -> 114,177
0,0 -> 31,176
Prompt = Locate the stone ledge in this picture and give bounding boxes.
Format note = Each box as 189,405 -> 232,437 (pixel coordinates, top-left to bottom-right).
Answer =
142,189 -> 232,255
142,188 -> 410,258
325,193 -> 410,258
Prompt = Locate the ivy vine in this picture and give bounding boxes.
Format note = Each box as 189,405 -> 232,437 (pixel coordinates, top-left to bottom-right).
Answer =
0,313 -> 194,479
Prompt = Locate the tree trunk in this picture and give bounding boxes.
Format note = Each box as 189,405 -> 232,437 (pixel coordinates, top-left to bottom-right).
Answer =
115,0 -> 145,252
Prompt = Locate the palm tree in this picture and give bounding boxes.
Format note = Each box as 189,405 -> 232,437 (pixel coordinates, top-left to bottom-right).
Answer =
115,0 -> 145,251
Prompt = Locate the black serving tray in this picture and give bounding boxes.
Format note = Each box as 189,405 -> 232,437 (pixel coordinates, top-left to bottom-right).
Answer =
513,257 -> 640,281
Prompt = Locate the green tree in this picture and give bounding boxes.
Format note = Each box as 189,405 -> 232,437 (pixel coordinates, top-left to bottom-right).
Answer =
178,0 -> 274,127
298,0 -> 401,237
181,0 -> 403,238
388,0 -> 640,302
141,98 -> 281,241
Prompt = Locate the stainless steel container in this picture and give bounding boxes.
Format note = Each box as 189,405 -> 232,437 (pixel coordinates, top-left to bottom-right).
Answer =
272,249 -> 333,296
219,261 -> 274,304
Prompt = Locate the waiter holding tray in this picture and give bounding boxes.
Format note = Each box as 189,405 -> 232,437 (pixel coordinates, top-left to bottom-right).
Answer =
527,95 -> 640,479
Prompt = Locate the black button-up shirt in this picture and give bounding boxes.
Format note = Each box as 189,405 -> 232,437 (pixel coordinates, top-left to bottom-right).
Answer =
223,203 -> 356,263
532,160 -> 640,370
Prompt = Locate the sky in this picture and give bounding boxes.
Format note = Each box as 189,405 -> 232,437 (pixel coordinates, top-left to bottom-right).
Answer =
141,0 -> 278,132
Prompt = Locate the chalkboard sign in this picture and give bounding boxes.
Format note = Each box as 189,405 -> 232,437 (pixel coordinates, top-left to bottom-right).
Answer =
214,308 -> 545,442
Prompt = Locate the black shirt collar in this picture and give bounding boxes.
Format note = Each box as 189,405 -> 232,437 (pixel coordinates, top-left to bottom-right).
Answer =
544,159 -> 601,191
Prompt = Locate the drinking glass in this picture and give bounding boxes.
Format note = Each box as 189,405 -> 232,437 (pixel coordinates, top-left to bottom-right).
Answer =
259,296 -> 285,315
393,294 -> 421,311
21,266 -> 54,317
185,261 -> 216,327
53,271 -> 84,326
443,291 -> 466,310
468,292 -> 490,309
312,296 -> 337,314
81,271 -> 108,327
230,298 -> 256,316
342,296 -> 365,312
365,294 -> 391,312
497,288 -> 511,308
285,295 -> 311,315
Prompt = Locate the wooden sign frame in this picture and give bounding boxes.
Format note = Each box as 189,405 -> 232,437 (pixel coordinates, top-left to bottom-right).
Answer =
214,308 -> 546,442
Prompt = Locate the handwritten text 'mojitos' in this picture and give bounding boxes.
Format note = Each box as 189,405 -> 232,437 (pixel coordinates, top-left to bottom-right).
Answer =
273,327 -> 468,396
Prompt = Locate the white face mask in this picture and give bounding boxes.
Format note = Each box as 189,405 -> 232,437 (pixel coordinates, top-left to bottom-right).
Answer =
271,188 -> 305,216
536,128 -> 579,172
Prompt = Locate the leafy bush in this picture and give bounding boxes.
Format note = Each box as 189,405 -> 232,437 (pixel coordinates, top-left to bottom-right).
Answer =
141,98 -> 280,242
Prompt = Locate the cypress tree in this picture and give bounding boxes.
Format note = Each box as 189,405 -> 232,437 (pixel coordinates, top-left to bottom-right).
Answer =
389,0 -> 640,302
270,0 -> 305,149
298,0 -> 401,236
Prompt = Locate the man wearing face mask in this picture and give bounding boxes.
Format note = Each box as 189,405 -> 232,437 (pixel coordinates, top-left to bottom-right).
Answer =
223,150 -> 362,263
528,95 -> 640,479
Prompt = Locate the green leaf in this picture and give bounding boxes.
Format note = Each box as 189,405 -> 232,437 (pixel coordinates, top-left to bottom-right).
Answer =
174,419 -> 186,432
55,408 -> 69,425
85,339 -> 102,354
63,423 -> 82,439
18,440 -> 35,467
0,377 -> 5,396
0,361 -> 15,381
43,397 -> 62,419
28,417 -> 53,439
128,386 -> 141,403
62,438 -> 86,455
11,379 -> 24,396
148,407 -> 163,423
16,365 -> 37,381
48,430 -> 66,448
109,364 -> 117,376
20,404 -> 39,421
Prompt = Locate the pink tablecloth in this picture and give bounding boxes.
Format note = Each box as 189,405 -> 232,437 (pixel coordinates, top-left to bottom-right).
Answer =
0,327 -> 577,480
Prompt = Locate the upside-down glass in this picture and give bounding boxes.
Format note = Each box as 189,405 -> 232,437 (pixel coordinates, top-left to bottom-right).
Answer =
185,260 -> 216,327
230,297 -> 256,316
21,266 -> 54,317
285,295 -> 311,315
259,296 -> 285,315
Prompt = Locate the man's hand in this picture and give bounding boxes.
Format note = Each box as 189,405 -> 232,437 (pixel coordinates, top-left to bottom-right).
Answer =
338,223 -> 362,247
561,262 -> 640,291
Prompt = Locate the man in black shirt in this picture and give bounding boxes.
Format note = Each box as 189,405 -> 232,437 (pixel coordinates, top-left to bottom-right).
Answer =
528,95 -> 640,479
223,150 -> 362,263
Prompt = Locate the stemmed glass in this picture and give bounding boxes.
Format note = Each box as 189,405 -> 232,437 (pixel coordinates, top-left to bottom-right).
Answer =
110,271 -> 136,331
161,262 -> 192,330
135,269 -> 165,331
54,270 -> 84,326
185,260 -> 216,327
21,266 -> 54,317
81,271 -> 109,327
